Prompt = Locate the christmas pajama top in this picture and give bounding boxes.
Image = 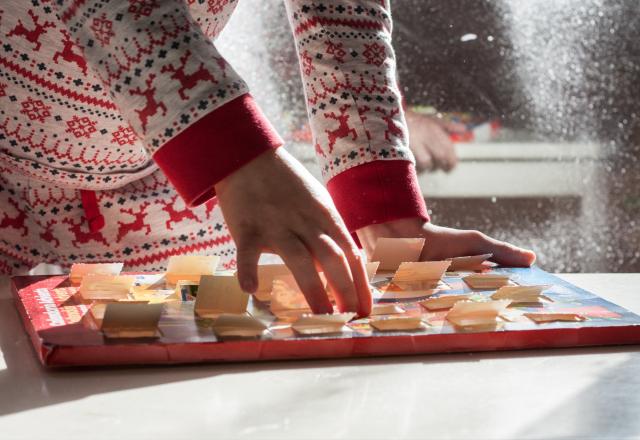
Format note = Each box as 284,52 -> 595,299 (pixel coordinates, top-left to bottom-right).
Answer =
0,0 -> 428,273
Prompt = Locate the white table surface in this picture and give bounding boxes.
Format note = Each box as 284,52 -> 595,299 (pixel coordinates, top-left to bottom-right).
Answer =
1,273 -> 639,440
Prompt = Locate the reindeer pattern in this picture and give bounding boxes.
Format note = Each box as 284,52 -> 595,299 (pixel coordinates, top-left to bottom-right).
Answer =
324,104 -> 358,154
0,1 -> 411,273
161,50 -> 218,101
129,74 -> 168,133
0,198 -> 29,237
38,219 -> 61,248
6,9 -> 55,52
53,30 -> 88,75
116,201 -> 152,242
156,195 -> 199,230
0,175 -> 232,273
375,107 -> 404,142
1,2 -> 409,185
62,217 -> 110,248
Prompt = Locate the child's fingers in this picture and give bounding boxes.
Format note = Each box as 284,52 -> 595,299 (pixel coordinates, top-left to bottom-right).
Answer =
474,233 -> 537,267
275,237 -> 333,314
235,240 -> 261,293
324,218 -> 372,317
306,233 -> 359,313
321,223 -> 372,317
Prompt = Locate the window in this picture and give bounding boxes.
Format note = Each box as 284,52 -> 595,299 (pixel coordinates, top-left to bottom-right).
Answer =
219,0 -> 640,272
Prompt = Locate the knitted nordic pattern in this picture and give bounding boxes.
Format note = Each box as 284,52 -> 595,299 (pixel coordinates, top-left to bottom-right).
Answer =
0,170 -> 236,274
0,0 -> 412,272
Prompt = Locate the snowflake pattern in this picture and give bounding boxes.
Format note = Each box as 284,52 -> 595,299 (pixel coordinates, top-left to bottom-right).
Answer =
19,97 -> 52,123
206,0 -> 230,14
325,41 -> 346,63
0,1 -> 411,272
90,13 -> 115,46
363,42 -> 386,67
110,125 -> 138,146
128,0 -> 157,20
65,116 -> 98,139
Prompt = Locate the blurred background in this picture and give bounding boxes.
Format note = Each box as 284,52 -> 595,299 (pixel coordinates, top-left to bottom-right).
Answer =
217,0 -> 640,273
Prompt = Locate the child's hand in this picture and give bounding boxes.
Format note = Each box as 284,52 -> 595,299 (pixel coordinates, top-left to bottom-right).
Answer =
357,217 -> 536,267
215,148 -> 371,316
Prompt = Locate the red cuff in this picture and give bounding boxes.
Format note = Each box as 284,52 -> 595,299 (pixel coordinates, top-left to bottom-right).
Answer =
153,94 -> 283,207
327,160 -> 429,233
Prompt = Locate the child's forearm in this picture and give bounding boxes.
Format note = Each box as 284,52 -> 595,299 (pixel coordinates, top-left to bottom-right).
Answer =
52,1 -> 282,206
285,0 -> 428,232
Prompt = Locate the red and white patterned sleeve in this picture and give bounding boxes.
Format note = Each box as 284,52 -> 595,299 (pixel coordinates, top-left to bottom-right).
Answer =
52,0 -> 282,206
285,0 -> 429,232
